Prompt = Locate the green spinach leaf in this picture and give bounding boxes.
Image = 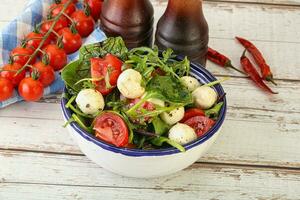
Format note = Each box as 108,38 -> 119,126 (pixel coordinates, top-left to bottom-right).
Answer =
61,60 -> 91,93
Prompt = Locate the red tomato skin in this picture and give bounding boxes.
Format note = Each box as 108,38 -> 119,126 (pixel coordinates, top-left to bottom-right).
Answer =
43,44 -> 67,71
18,77 -> 44,102
50,3 -> 76,17
32,62 -> 56,87
85,0 -> 103,20
71,10 -> 95,37
94,112 -> 129,147
0,77 -> 14,101
180,108 -> 205,123
40,17 -> 69,40
0,63 -> 26,87
184,116 -> 215,138
25,32 -> 51,50
91,55 -> 122,95
10,46 -> 35,66
58,27 -> 82,54
105,54 -> 123,71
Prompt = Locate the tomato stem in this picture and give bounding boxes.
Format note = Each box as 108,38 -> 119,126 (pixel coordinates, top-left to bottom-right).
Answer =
16,0 -> 74,75
61,11 -> 75,24
36,48 -> 46,55
31,68 -> 40,80
83,3 -> 92,16
42,54 -> 50,65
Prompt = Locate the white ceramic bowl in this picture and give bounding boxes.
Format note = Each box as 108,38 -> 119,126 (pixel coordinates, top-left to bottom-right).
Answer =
61,57 -> 227,178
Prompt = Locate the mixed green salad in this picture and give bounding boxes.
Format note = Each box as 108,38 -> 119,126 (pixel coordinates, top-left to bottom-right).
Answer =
62,37 -> 225,152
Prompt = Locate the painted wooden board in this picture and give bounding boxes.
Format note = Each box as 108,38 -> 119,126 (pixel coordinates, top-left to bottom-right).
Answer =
1,182 -> 299,200
0,150 -> 300,200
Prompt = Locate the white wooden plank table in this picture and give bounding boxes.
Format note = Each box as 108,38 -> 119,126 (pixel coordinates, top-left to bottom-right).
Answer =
0,0 -> 300,199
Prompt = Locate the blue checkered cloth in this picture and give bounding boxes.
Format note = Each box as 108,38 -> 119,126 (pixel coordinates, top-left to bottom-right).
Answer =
0,0 -> 106,108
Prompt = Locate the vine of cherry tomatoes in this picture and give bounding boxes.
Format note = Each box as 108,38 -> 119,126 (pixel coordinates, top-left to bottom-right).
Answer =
0,0 -> 103,102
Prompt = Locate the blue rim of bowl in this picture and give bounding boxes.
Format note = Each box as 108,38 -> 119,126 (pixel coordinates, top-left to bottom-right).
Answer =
61,55 -> 227,157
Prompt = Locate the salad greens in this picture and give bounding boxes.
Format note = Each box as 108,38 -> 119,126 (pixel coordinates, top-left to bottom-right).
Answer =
62,37 -> 224,152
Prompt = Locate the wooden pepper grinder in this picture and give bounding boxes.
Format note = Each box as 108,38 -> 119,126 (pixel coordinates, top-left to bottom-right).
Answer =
100,0 -> 154,48
155,0 -> 209,66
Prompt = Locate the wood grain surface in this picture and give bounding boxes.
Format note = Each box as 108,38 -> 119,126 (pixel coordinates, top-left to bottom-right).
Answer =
0,0 -> 299,199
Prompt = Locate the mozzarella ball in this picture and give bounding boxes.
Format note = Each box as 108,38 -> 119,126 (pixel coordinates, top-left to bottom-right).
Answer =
192,86 -> 218,109
168,123 -> 197,145
76,89 -> 105,115
117,69 -> 145,99
181,76 -> 201,92
160,107 -> 185,125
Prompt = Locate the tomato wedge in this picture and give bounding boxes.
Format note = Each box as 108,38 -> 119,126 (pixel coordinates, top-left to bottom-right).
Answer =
180,108 -> 205,123
184,116 -> 215,138
91,54 -> 123,95
94,112 -> 129,147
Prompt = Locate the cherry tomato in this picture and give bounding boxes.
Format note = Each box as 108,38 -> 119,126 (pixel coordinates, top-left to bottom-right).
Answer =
128,98 -> 155,111
25,31 -> 51,50
180,108 -> 205,123
91,54 -> 122,95
50,3 -> 76,18
184,116 -> 215,138
18,77 -> 44,102
94,112 -> 129,147
71,10 -> 95,37
57,27 -> 82,54
40,17 -> 69,40
10,46 -> 35,66
85,0 -> 103,20
32,61 -> 55,87
0,77 -> 14,101
128,99 -> 155,123
43,44 -> 67,71
0,63 -> 26,86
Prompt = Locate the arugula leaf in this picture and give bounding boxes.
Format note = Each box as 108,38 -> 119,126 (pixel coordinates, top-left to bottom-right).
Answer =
169,56 -> 190,77
151,137 -> 185,152
162,48 -> 174,62
147,76 -> 193,105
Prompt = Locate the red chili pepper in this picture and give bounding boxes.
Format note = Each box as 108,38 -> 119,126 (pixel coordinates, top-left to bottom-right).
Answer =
236,36 -> 276,85
240,50 -> 277,94
207,47 -> 246,75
